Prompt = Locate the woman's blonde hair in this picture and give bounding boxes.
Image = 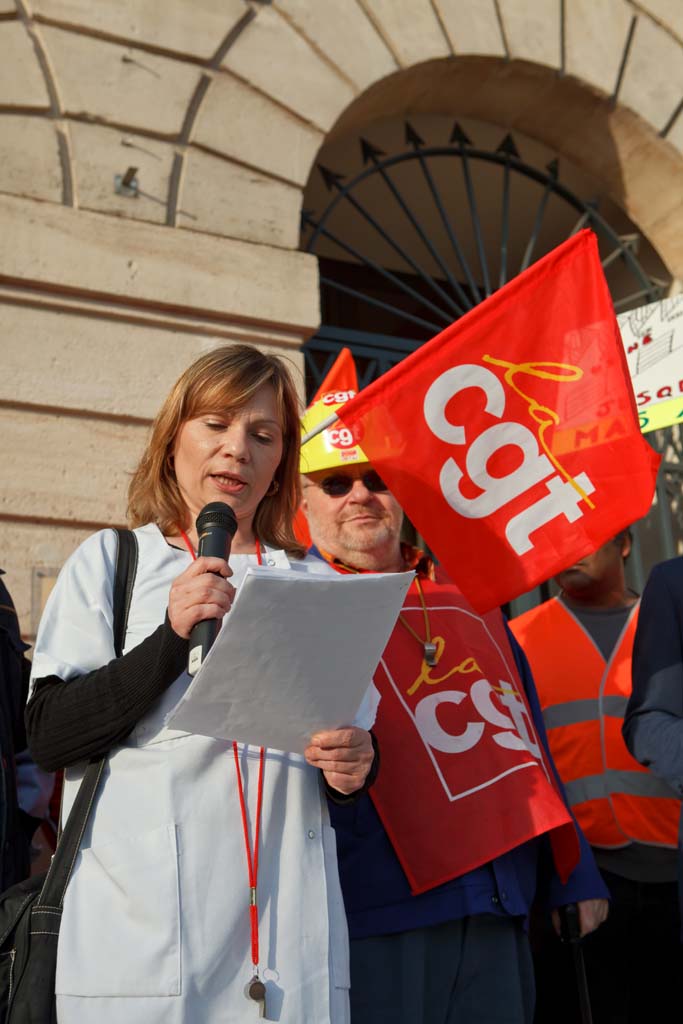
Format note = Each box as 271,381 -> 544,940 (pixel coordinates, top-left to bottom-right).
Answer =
128,344 -> 305,557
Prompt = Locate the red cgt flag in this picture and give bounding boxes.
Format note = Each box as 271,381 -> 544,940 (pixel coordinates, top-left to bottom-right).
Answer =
310,346 -> 359,403
336,230 -> 660,613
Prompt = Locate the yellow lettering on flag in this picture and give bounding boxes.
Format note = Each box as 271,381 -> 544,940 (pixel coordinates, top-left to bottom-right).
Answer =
406,643 -> 481,697
482,356 -> 596,510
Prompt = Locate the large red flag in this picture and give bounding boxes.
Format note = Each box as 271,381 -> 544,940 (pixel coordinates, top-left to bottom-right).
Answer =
336,230 -> 660,612
295,348 -> 359,547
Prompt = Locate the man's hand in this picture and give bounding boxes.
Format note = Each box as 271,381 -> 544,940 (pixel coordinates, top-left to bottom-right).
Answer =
552,898 -> 609,938
305,727 -> 374,796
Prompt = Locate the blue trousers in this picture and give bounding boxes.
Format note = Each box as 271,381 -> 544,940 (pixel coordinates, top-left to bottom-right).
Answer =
349,914 -> 535,1024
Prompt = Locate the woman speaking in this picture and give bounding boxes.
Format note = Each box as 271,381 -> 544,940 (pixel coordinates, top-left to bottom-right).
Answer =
26,344 -> 375,1023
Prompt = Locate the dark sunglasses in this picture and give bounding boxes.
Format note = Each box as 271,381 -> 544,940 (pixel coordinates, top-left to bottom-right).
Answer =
319,470 -> 389,497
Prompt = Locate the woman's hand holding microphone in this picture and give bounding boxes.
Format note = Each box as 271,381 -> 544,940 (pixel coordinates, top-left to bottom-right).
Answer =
168,557 -> 235,640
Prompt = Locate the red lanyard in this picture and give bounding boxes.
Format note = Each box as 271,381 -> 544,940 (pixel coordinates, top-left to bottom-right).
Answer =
178,528 -> 266,977
233,742 -> 265,969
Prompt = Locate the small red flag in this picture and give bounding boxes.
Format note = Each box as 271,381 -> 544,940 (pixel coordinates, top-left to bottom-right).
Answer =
310,346 -> 359,403
295,348 -> 359,547
336,231 -> 660,612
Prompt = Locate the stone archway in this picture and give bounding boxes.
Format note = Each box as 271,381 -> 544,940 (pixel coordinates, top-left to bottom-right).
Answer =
3,2 -> 683,267
323,55 -> 683,284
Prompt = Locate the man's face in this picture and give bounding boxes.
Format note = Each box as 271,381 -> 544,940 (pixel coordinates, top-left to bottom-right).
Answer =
554,534 -> 630,602
301,463 -> 404,569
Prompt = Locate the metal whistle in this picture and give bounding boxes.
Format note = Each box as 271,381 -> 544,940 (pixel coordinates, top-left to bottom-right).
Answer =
245,975 -> 267,1018
423,641 -> 438,667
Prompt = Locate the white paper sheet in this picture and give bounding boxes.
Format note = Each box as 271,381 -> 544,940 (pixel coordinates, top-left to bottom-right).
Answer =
167,566 -> 414,753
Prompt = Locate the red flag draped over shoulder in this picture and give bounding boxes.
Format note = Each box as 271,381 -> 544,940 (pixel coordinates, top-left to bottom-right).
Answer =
336,231 -> 660,613
370,567 -> 580,892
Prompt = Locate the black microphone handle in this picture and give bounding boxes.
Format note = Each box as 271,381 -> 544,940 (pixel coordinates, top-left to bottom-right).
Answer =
187,502 -> 237,675
188,618 -> 220,675
187,534 -> 230,675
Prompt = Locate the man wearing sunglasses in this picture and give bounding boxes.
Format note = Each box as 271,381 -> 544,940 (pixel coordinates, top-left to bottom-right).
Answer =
302,467 -> 403,574
300,392 -> 608,1024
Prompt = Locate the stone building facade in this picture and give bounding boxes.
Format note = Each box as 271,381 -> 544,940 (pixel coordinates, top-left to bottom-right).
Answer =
2,0 -> 683,633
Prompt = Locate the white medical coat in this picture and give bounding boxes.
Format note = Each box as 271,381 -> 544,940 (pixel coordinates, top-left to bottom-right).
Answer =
31,524 -> 375,1024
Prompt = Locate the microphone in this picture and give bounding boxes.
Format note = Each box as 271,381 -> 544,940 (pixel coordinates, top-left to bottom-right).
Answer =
188,501 -> 238,676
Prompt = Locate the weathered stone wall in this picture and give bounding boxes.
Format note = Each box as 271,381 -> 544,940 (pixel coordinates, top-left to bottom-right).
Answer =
2,0 -> 683,632
0,194 -> 317,632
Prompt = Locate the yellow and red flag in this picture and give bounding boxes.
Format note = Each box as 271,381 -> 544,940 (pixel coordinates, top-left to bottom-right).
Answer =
336,230 -> 660,612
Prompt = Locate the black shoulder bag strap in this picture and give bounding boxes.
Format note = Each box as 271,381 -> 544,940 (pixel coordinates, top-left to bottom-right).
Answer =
37,528 -> 138,908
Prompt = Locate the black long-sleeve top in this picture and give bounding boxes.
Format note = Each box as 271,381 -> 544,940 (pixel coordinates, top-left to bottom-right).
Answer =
26,616 -> 188,772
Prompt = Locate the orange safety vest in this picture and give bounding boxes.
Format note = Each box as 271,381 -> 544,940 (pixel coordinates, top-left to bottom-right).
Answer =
510,598 -> 679,849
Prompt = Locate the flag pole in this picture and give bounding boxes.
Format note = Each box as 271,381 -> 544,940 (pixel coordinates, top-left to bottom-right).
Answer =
301,411 -> 339,446
559,904 -> 594,1024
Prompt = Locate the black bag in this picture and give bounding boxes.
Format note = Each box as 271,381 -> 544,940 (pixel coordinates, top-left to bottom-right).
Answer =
0,528 -> 137,1022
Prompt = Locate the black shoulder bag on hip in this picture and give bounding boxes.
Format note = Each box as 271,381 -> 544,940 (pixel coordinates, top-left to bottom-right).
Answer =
0,528 -> 138,1023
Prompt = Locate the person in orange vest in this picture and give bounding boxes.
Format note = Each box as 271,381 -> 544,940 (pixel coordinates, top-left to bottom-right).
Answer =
509,532 -> 681,1024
